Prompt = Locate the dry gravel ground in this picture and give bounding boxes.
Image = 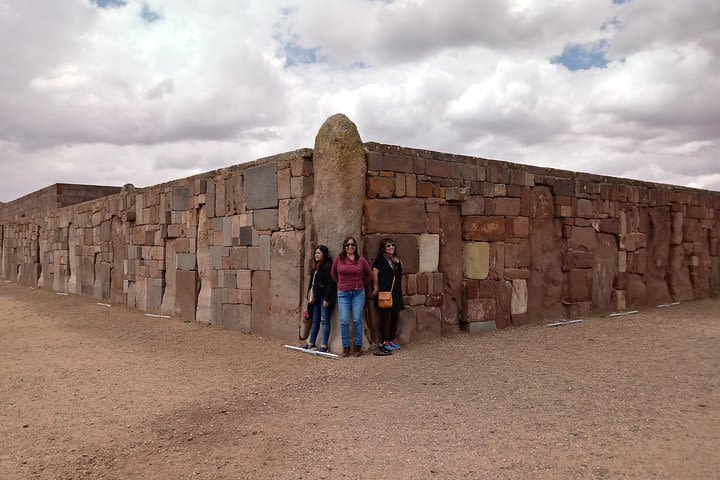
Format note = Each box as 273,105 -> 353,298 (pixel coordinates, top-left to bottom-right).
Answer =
1,281 -> 719,480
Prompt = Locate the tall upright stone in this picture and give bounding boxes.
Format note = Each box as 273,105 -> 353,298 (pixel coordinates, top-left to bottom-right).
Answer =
312,114 -> 366,252
312,114 -> 367,352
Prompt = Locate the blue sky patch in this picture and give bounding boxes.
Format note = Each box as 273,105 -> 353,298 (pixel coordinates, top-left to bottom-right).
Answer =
141,4 -> 161,23
90,0 -> 127,8
284,42 -> 318,67
551,40 -> 609,71
613,0 -> 630,4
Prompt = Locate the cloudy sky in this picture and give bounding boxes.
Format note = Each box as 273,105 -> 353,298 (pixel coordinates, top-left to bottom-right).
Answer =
1,0 -> 718,202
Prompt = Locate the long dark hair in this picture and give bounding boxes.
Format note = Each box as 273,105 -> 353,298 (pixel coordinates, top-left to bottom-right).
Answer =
314,245 -> 330,270
339,236 -> 359,261
376,237 -> 400,259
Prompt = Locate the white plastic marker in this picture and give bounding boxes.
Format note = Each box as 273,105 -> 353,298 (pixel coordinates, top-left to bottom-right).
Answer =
284,345 -> 339,359
145,313 -> 171,318
56,292 -> 69,296
608,310 -> 639,317
97,303 -> 111,307
656,302 -> 680,308
547,319 -> 583,328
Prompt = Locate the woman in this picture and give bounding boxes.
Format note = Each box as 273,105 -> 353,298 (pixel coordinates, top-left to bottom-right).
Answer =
301,245 -> 336,353
372,238 -> 404,354
331,236 -> 374,357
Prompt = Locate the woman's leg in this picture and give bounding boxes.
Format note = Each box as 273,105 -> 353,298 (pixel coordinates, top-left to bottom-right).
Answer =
307,300 -> 322,346
389,308 -> 400,342
319,297 -> 331,347
378,308 -> 392,343
350,289 -> 365,348
336,290 -> 351,348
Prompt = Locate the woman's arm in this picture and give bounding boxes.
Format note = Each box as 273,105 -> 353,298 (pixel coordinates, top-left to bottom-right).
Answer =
330,257 -> 339,284
371,267 -> 380,298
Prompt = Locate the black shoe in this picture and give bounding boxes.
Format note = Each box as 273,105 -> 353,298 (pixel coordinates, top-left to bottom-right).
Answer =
341,347 -> 350,358
373,346 -> 392,356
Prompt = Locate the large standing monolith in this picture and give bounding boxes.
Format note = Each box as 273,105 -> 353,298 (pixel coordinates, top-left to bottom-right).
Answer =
312,114 -> 368,352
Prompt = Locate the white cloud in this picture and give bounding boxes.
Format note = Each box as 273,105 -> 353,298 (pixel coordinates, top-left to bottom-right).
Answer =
1,0 -> 719,202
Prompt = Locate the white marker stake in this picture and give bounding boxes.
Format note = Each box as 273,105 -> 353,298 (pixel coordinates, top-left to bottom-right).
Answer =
284,345 -> 339,359
145,313 -> 171,319
547,319 -> 583,327
56,292 -> 69,296
608,310 -> 639,317
97,303 -> 111,307
656,302 -> 680,308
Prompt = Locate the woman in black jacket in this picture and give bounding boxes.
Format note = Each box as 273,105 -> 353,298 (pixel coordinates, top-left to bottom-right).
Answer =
302,245 -> 337,352
371,238 -> 404,354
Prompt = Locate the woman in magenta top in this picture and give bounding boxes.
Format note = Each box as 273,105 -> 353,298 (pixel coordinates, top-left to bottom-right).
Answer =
331,236 -> 374,357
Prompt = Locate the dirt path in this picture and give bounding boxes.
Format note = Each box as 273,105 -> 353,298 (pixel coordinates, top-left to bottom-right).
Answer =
1,281 -> 719,479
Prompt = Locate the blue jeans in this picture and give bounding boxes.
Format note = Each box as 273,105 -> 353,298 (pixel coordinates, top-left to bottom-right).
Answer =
308,294 -> 330,347
337,289 -> 365,348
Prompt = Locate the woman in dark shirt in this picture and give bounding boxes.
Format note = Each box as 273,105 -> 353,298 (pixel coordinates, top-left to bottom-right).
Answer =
372,238 -> 404,353
302,245 -> 336,352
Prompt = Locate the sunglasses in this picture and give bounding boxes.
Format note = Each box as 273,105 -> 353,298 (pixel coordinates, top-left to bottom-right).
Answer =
344,242 -> 356,247
385,243 -> 396,248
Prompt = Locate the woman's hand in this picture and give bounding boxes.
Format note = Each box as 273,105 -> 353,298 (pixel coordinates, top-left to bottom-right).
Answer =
322,300 -> 329,308
370,288 -> 378,299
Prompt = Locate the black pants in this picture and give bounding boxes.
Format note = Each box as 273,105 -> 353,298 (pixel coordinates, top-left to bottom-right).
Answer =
378,308 -> 399,343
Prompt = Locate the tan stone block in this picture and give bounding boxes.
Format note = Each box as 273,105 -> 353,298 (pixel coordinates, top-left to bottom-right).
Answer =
405,174 -> 417,197
465,297 -> 496,322
367,177 -> 395,198
277,168 -> 291,200
464,242 -> 490,280
394,173 -> 406,197
511,279 -> 528,314
419,234 -> 440,273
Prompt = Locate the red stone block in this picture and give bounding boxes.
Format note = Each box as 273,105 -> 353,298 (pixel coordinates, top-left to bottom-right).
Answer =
426,294 -> 443,306
462,216 -> 506,241
464,279 -> 479,299
427,212 -> 440,233
417,182 -> 434,198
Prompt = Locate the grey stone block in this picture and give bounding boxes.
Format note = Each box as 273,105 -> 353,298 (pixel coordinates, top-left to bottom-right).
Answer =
172,186 -> 191,210
239,226 -> 253,246
253,209 -> 278,231
244,163 -> 277,210
176,253 -> 196,271
466,321 -> 496,333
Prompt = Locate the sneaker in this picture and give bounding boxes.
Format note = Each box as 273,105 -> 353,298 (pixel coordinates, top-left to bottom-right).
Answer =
390,339 -> 400,350
373,346 -> 392,356
300,343 -> 315,350
317,345 -> 328,353
341,347 -> 350,357
382,341 -> 397,351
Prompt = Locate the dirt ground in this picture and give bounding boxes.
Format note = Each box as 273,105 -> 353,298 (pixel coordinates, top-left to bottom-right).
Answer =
1,281 -> 719,480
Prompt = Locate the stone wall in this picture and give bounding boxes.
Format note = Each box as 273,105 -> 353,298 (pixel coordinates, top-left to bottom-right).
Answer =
362,142 -> 720,336
1,115 -> 719,350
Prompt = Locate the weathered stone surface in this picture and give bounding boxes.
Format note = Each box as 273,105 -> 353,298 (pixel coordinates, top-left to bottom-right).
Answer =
367,176 -> 395,198
466,321 -> 496,333
527,186 -> 563,323
416,306 -> 442,341
244,163 -> 278,210
176,270 -> 198,322
510,279 -> 528,314
418,234 -> 439,273
365,198 -> 427,234
464,242 -> 490,280
259,235 -> 271,271
465,297 -> 496,322
253,209 -> 278,231
250,270 -> 271,335
566,269 -> 590,302
313,114 -> 366,255
493,197 -> 521,216
223,304 -> 251,332
195,205 -> 212,323
566,226 -> 596,252
93,262 -> 111,300
668,245 -> 694,301
625,273 -> 647,308
645,207 -> 672,304
460,196 -> 485,216
592,233 -> 618,312
268,231 -> 304,341
439,205 -> 463,327
462,216 -> 505,241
